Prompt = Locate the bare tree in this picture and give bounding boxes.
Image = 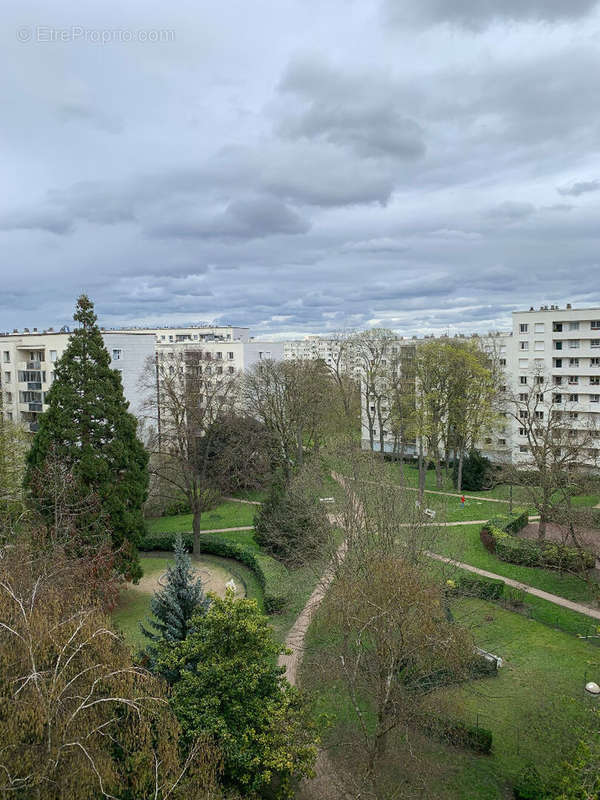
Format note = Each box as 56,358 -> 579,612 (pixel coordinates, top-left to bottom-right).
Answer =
141,350 -> 239,554
503,369 -> 600,541
354,329 -> 399,455
0,396 -> 29,538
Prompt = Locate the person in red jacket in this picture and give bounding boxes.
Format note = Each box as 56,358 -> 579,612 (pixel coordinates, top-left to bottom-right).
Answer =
460,494 -> 466,508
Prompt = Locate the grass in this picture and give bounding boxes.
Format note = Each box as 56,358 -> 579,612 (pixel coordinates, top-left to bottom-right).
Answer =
231,488 -> 267,502
112,553 -> 263,650
433,522 -> 596,605
146,500 -> 257,534
301,587 -> 600,798
418,492 -> 513,523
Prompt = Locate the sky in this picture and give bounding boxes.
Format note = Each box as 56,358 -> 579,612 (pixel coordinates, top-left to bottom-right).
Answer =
2,0 -> 600,339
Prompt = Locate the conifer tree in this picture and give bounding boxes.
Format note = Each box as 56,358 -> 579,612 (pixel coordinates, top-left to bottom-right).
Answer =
141,533 -> 208,648
25,295 -> 149,579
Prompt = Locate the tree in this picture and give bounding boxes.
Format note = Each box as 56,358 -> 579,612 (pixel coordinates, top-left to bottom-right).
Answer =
354,328 -> 399,455
243,358 -> 334,474
24,295 -> 148,580
196,413 -> 275,495
254,463 -> 332,565
141,348 -> 238,555
453,450 -> 492,491
141,533 -> 208,666
502,370 -> 600,541
159,592 -> 318,798
0,396 -> 28,538
0,536 -> 223,800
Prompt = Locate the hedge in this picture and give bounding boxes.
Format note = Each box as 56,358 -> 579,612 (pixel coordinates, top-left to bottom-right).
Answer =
139,531 -> 289,613
446,574 -> 505,602
423,716 -> 493,755
481,512 -> 596,572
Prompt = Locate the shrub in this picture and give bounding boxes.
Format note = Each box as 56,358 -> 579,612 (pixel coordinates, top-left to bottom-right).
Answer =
446,574 -> 505,601
453,451 -> 492,491
139,532 -> 289,613
481,517 -> 596,572
513,763 -> 547,799
424,716 -> 493,755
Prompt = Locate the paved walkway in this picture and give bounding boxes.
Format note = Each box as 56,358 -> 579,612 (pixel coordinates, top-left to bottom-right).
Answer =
426,551 -> 600,620
201,525 -> 254,534
223,496 -> 262,506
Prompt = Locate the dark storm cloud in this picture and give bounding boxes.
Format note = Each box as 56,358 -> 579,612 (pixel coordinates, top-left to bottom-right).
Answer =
388,0 -> 599,29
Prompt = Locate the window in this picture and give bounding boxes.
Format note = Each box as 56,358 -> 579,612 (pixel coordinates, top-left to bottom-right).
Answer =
534,341 -> 544,351
216,365 -> 223,375
591,394 -> 600,403
569,358 -> 579,367
536,393 -> 544,401
553,322 -> 563,332
554,376 -> 563,385
568,376 -> 579,384
498,438 -> 506,445
592,358 -> 600,367
228,352 -> 234,360
554,358 -> 563,368
554,394 -> 562,403
520,323 -> 529,333
591,320 -> 600,330
569,321 -> 580,331
569,412 -> 579,420
535,411 -> 544,419
555,341 -> 563,350
50,350 -> 57,363
569,394 -> 579,402
519,410 -> 528,419
592,339 -> 600,348
569,340 -> 580,349
2,351 -> 9,363
4,372 -> 10,383
519,427 -> 526,436
519,393 -> 528,401
112,349 -> 122,361
591,376 -> 600,386
216,352 -> 223,359
536,376 -> 544,384
519,445 -> 529,453
228,366 -> 235,374
520,341 -> 529,351
499,358 -> 507,366
534,323 -> 545,333
5,392 -> 11,403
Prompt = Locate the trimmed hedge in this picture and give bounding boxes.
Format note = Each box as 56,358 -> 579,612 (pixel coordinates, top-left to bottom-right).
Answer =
139,531 -> 289,613
447,574 -> 505,602
423,716 -> 493,755
481,512 -> 596,572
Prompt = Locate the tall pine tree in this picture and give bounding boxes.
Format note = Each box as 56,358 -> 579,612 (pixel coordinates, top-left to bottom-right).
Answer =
25,295 -> 149,579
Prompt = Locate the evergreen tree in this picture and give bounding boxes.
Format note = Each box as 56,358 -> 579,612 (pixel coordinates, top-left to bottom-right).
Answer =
24,295 -> 149,579
141,533 -> 208,653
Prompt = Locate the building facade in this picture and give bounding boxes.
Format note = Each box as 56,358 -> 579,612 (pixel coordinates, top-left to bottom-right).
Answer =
0,329 -> 155,430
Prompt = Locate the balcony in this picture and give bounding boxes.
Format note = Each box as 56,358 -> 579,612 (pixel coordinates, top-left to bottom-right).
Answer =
28,402 -> 43,412
26,360 -> 42,370
27,381 -> 42,390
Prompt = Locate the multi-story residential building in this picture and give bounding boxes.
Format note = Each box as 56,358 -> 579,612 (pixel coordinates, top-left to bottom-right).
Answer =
116,324 -> 251,345
506,304 -> 600,466
0,328 -> 155,431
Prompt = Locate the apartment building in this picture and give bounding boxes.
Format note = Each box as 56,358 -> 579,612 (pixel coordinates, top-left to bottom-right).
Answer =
117,324 -> 251,345
507,304 -> 600,465
0,329 -> 155,431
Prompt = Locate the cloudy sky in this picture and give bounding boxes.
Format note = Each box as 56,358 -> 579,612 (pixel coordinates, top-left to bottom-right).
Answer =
2,0 -> 600,338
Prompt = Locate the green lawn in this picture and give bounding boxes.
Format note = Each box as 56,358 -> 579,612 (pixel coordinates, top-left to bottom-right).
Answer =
112,554 -> 263,650
432,523 -> 596,605
231,488 -> 267,502
146,501 -> 257,534
301,589 -> 600,798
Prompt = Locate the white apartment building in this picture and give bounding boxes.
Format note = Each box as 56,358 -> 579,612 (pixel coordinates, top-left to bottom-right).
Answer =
507,304 -> 600,465
117,324 -> 251,345
0,329 -> 155,431
154,336 -> 284,378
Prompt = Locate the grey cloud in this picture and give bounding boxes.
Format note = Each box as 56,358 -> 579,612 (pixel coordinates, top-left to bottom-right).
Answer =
147,195 -> 310,240
57,103 -> 123,134
557,179 -> 600,196
0,207 -> 73,235
388,0 -> 599,29
277,58 -> 425,160
485,201 -> 536,221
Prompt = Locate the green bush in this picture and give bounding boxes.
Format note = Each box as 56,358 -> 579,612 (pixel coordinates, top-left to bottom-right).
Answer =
481,518 -> 596,572
447,574 -> 505,601
453,450 -> 492,491
139,531 -> 289,613
424,716 -> 493,755
513,763 -> 547,799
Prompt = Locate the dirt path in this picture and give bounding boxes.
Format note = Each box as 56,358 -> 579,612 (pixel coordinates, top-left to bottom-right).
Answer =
426,551 -> 600,620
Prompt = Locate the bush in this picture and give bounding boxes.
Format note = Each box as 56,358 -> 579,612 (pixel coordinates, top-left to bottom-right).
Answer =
424,716 -> 493,755
481,517 -> 596,572
446,574 -> 505,601
453,451 -> 492,491
513,763 -> 547,799
138,532 -> 289,613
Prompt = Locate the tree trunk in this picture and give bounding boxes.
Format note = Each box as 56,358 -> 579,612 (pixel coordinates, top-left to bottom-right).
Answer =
418,439 -> 426,502
296,425 -> 303,466
434,456 -> 442,489
456,449 -> 464,493
538,512 -> 547,542
192,506 -> 201,556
